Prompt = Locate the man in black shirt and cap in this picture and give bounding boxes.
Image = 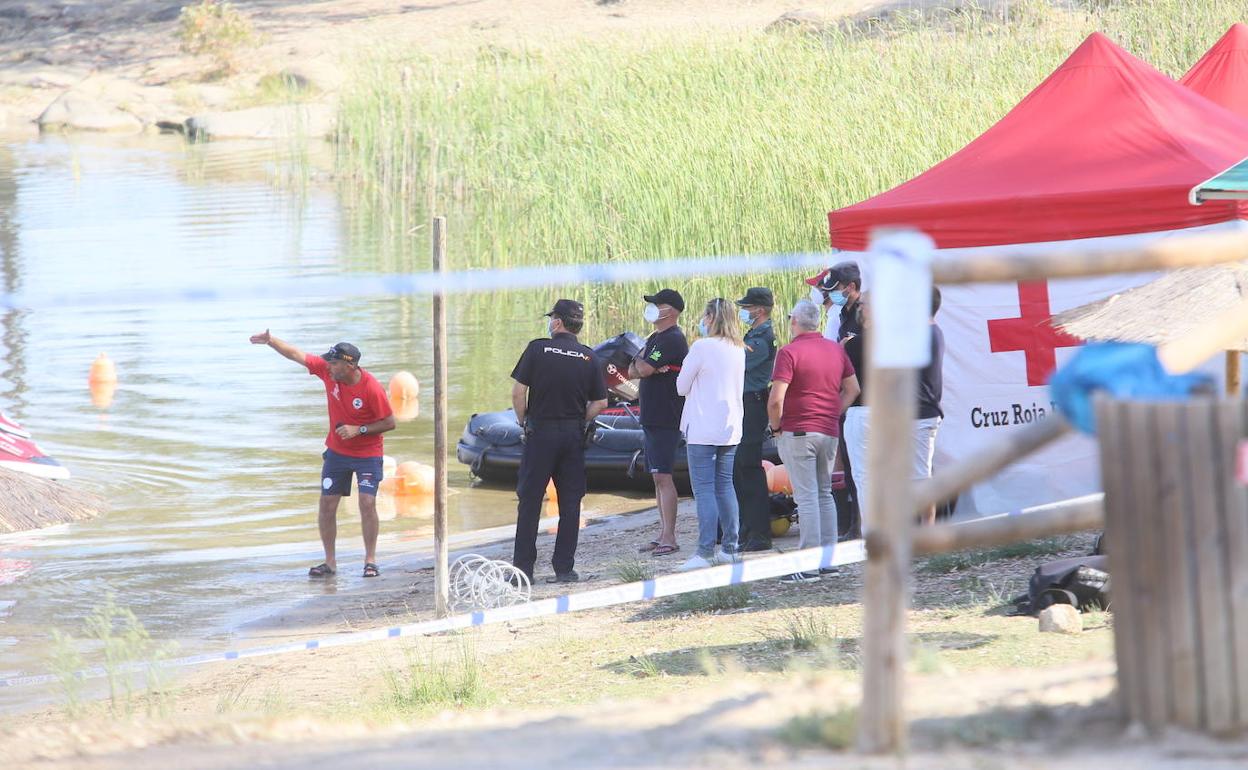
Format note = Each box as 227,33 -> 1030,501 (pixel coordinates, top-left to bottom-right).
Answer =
629,288 -> 688,557
511,299 -> 609,583
805,261 -> 864,343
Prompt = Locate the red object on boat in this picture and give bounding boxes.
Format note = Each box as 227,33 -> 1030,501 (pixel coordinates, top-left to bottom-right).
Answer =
0,412 -> 69,480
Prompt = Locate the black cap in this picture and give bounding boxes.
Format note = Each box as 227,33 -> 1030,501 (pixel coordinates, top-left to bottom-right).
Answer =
829,261 -> 861,288
735,287 -> 774,308
544,299 -> 585,323
643,288 -> 685,312
322,342 -> 362,365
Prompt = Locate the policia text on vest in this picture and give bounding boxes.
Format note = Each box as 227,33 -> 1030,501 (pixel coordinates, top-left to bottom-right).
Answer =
509,300 -> 608,583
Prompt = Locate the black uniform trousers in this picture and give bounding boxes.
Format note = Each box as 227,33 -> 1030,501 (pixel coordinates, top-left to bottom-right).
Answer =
734,389 -> 771,548
836,411 -> 861,539
513,420 -> 587,579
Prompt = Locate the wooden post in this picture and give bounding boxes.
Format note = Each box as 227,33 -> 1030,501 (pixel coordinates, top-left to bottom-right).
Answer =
857,230 -> 929,754
858,367 -> 917,754
432,216 -> 450,618
1226,351 -> 1241,397
910,495 -> 1103,556
931,231 -> 1248,285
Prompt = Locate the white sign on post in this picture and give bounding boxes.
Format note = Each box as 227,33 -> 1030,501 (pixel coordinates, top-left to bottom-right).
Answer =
868,229 -> 935,369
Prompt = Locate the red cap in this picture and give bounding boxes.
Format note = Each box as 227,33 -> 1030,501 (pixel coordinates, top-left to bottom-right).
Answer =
804,268 -> 830,287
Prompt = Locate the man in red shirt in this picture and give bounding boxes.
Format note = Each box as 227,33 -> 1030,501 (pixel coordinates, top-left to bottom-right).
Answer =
767,300 -> 860,584
250,330 -> 396,578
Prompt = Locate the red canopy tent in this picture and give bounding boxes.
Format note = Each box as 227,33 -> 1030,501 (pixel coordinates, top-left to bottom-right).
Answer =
828,32 -> 1248,251
1181,23 -> 1248,118
824,33 -> 1248,516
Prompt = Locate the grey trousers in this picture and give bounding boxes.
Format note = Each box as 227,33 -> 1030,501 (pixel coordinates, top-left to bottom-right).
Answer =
776,431 -> 840,551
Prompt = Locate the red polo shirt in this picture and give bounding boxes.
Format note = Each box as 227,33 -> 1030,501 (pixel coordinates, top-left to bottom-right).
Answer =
771,332 -> 856,436
305,354 -> 393,457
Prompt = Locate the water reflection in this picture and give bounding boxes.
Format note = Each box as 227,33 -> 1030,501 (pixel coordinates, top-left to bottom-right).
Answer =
0,135 -> 649,698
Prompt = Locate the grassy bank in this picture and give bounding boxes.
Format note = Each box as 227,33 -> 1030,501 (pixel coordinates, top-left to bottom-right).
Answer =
335,0 -> 1244,276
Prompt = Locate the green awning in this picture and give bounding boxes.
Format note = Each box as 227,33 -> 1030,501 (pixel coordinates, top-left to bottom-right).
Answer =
1191,156 -> 1248,203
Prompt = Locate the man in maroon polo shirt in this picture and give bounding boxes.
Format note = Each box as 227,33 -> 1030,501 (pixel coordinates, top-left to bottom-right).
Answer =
250,330 -> 396,579
767,300 -> 860,584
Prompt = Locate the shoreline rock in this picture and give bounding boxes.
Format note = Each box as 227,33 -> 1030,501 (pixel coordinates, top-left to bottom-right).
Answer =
185,103 -> 335,141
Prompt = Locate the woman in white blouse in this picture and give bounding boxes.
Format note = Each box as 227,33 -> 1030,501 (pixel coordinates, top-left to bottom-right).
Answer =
675,298 -> 746,571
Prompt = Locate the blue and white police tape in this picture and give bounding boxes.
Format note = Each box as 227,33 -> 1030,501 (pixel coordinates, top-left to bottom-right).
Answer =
0,249 -> 837,311
0,539 -> 866,689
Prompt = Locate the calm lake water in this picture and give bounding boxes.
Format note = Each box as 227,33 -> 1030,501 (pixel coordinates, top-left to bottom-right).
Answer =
0,134 -> 654,702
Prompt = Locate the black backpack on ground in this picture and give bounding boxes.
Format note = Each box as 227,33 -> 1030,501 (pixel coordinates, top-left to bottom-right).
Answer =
1012,554 -> 1111,615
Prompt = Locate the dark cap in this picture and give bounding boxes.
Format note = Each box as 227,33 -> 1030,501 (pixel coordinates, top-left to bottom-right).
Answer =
829,261 -> 861,288
322,342 -> 362,365
544,299 -> 585,323
735,287 -> 774,308
643,288 -> 685,312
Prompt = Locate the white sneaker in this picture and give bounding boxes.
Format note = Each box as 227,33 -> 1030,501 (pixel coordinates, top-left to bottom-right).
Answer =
678,554 -> 714,572
714,549 -> 742,565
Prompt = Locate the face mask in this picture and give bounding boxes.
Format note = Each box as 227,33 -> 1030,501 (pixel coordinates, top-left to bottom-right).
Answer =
643,303 -> 661,324
698,319 -> 709,337
547,319 -> 556,337
830,292 -> 848,307
809,286 -> 825,305
738,308 -> 752,325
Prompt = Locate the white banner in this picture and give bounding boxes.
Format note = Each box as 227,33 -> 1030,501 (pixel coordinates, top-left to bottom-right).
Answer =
840,221 -> 1246,515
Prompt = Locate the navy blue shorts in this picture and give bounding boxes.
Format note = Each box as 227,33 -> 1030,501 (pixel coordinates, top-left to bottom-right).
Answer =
642,426 -> 682,475
320,449 -> 383,497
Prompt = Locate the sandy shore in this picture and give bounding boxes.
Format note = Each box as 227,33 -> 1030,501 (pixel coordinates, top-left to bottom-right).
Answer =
0,0 -> 889,133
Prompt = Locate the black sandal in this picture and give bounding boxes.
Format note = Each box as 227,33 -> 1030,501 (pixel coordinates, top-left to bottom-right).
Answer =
363,563 -> 380,578
308,563 -> 336,577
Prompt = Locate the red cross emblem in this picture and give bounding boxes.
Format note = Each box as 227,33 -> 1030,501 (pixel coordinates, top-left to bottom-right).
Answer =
987,281 -> 1082,387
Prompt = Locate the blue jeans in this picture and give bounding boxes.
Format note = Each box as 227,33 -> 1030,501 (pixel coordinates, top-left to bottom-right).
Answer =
686,443 -> 740,559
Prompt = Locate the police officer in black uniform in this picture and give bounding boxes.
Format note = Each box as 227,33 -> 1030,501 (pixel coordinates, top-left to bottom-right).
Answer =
510,299 -> 609,583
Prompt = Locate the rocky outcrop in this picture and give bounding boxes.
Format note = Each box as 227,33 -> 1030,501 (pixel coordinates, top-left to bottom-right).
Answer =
185,103 -> 335,141
37,92 -> 143,133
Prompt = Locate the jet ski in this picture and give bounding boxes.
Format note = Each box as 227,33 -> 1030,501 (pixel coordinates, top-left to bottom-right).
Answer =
456,333 -> 778,489
0,412 -> 69,480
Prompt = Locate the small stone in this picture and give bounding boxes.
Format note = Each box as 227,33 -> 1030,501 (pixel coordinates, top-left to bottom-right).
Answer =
1038,604 -> 1083,634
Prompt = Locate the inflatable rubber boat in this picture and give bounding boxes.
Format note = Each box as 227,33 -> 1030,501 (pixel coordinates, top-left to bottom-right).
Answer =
457,333 -> 778,489
0,411 -> 69,480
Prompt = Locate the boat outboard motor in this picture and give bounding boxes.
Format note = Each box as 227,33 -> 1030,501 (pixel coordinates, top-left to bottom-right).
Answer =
593,332 -> 645,403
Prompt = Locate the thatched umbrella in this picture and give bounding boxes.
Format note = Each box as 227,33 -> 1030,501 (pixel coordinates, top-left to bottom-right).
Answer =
0,469 -> 104,534
1053,263 -> 1248,393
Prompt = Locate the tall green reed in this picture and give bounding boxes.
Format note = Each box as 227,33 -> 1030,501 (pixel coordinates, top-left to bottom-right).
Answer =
335,0 -> 1243,277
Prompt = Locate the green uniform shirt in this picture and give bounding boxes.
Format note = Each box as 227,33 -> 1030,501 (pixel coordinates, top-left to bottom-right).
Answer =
742,319 -> 777,393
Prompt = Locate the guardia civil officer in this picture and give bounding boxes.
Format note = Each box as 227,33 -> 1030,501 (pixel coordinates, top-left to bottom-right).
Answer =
510,300 -> 609,583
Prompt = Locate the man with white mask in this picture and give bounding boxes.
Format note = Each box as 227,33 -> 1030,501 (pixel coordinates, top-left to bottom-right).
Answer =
804,262 -> 863,343
629,288 -> 688,557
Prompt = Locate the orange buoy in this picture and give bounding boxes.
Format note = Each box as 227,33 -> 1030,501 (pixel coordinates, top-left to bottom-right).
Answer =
378,477 -> 398,496
388,371 -> 420,422
768,464 -> 793,495
90,380 -> 116,409
390,393 -> 419,422
88,353 -> 117,384
395,494 -> 435,519
88,353 -> 117,409
396,461 -> 435,496
382,455 -> 398,479
761,459 -> 775,474
545,479 -> 558,503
